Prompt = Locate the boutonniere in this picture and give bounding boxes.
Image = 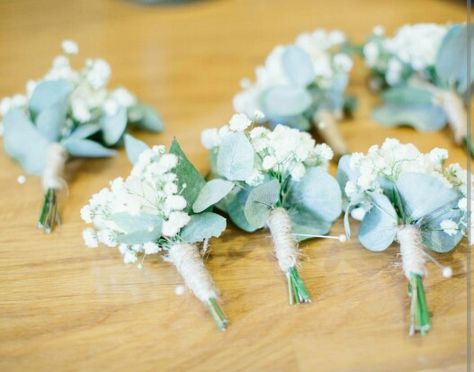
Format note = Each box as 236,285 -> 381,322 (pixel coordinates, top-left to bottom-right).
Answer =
202,114 -> 343,304
233,29 -> 356,159
1,40 -> 163,233
81,135 -> 228,330
337,138 -> 470,335
363,23 -> 474,155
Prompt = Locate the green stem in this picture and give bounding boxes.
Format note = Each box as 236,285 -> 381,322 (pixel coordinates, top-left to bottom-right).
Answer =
463,136 -> 474,158
207,298 -> 228,331
37,188 -> 60,233
408,274 -> 430,335
286,266 -> 311,305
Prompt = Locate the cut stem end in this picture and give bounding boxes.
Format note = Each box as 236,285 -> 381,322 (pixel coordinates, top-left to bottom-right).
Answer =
408,274 -> 430,336
286,266 -> 311,305
37,188 -> 60,234
207,297 -> 228,331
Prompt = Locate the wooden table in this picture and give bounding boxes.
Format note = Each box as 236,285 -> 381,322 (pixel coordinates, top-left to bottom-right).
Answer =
0,0 -> 471,370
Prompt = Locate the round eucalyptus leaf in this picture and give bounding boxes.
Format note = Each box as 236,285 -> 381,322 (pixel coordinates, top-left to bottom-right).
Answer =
124,134 -> 149,165
223,187 -> 258,232
216,132 -> 254,181
180,212 -> 227,243
359,192 -> 398,251
101,107 -> 128,146
260,86 -> 312,118
336,154 -> 357,193
29,80 -> 73,118
396,172 -> 459,221
287,207 -> 332,242
68,123 -> 101,140
281,46 -> 316,87
382,86 -> 434,105
244,179 -> 280,228
128,103 -> 164,132
193,179 -> 235,213
63,138 -> 116,158
110,212 -> 162,234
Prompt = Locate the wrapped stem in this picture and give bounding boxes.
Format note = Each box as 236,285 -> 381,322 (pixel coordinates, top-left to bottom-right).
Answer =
168,243 -> 228,330
397,225 -> 430,335
313,111 -> 347,160
38,144 -> 68,233
439,90 -> 467,145
267,207 -> 311,304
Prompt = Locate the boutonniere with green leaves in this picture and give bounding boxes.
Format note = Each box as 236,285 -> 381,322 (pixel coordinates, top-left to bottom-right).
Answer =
363,23 -> 474,155
81,135 -> 228,330
337,138 -> 471,335
0,40 -> 163,233
233,29 -> 356,159
201,114 -> 343,305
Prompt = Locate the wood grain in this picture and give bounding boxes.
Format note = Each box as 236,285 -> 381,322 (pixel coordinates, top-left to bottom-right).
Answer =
0,0 -> 471,370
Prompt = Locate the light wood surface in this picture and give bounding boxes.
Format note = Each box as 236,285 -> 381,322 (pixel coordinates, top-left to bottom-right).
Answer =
0,0 -> 472,370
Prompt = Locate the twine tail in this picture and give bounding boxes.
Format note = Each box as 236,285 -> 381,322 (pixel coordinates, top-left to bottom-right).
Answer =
313,111 -> 347,160
397,225 -> 430,336
38,144 -> 68,233
267,207 -> 311,305
168,243 -> 228,330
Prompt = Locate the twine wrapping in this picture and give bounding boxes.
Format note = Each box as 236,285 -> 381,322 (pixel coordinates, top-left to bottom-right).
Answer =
396,225 -> 427,279
167,243 -> 218,303
313,110 -> 347,158
266,207 -> 298,273
42,143 -> 68,191
438,90 -> 467,144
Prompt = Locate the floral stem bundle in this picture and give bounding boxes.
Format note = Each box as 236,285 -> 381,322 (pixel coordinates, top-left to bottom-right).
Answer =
362,23 -> 474,156
202,114 -> 343,304
1,41 -> 163,232
337,138 -> 470,335
233,29 -> 356,159
81,135 -> 228,330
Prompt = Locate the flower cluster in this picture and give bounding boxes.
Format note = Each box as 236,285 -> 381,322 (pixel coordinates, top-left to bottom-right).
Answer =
81,145 -> 190,264
202,114 -> 333,185
344,138 -> 472,239
363,24 -> 447,87
0,40 -> 137,132
234,29 -> 353,119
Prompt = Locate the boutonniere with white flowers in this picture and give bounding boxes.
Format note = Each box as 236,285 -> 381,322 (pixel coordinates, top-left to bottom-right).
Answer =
233,29 -> 356,158
81,135 -> 228,330
337,138 -> 471,335
0,40 -> 163,233
201,114 -> 343,304
363,23 -> 474,155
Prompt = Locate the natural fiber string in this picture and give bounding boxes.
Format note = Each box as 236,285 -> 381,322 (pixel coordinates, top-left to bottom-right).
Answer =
396,225 -> 427,278
42,143 -> 68,191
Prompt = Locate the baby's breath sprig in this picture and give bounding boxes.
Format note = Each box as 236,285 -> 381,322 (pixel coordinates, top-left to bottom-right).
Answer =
202,114 -> 343,304
337,138 -> 471,335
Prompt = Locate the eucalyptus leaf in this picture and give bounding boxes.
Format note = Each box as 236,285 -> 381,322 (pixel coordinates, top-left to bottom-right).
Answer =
396,172 -> 459,221
180,212 -> 227,243
29,80 -> 73,118
117,229 -> 162,245
244,179 -> 280,228
63,138 -> 116,158
128,103 -> 164,132
336,154 -> 358,193
382,86 -> 433,105
68,123 -> 101,140
285,167 -> 342,222
101,107 -> 128,146
3,108 -> 50,175
267,114 -> 311,131
260,85 -> 312,118
169,138 -> 206,212
192,179 -> 235,213
372,103 -> 447,131
216,132 -> 254,181
124,134 -> 149,165
221,187 -> 258,232
359,192 -> 398,251
110,212 -> 162,234
436,24 -> 474,92
420,201 -> 464,253
287,207 -> 332,242
35,100 -> 68,142
281,46 -> 316,87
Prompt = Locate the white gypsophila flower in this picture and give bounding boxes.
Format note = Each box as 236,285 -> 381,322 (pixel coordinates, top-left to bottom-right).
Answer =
62,40 -> 79,55
103,98 -> 119,116
111,87 -> 136,107
363,42 -> 379,68
201,128 -> 221,149
123,250 -> 138,264
429,148 -> 448,163
229,113 -> 252,132
82,228 -> 99,248
245,170 -> 265,186
373,25 -> 385,36
386,58 -> 403,85
458,198 -> 467,211
86,58 -> 111,90
143,242 -> 161,255
440,219 -> 459,236
333,53 -> 353,72
161,211 -> 191,237
26,80 -> 37,98
80,205 -> 93,223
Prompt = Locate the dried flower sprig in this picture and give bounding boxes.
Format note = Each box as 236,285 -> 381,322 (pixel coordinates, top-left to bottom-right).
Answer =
1,40 -> 163,233
82,135 -> 228,330
362,23 -> 474,155
233,29 -> 356,159
202,114 -> 343,304
337,138 -> 471,335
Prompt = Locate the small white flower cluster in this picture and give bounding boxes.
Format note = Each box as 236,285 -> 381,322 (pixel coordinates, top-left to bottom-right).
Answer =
0,40 -> 137,133
202,114 -> 333,185
81,145 -> 191,264
234,29 -> 353,119
363,23 -> 447,86
345,138 -> 473,240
